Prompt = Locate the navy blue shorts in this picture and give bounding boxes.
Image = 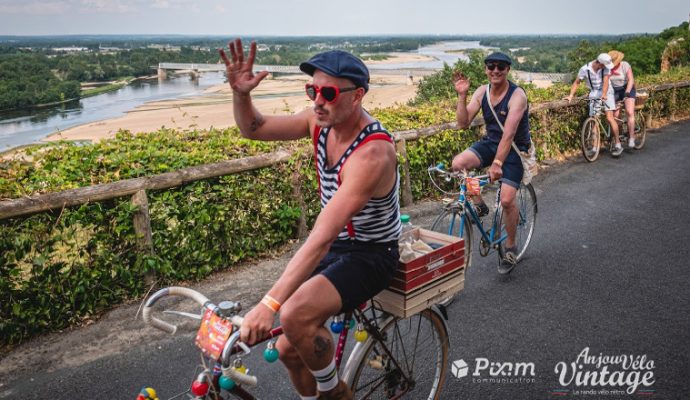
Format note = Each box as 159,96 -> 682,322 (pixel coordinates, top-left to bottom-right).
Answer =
469,137 -> 527,189
613,86 -> 636,102
313,240 -> 399,313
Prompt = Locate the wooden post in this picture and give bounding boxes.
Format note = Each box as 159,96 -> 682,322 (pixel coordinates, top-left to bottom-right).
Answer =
670,87 -> 677,121
291,158 -> 309,239
539,111 -> 550,158
396,138 -> 414,207
132,190 -> 155,285
132,190 -> 153,253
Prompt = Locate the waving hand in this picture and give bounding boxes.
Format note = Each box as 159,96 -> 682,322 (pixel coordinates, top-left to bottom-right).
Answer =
219,38 -> 270,95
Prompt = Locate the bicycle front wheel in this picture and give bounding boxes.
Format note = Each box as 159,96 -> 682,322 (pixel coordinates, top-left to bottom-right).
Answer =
430,208 -> 472,306
349,309 -> 449,400
497,183 -> 537,263
581,117 -> 601,162
430,208 -> 473,271
634,111 -> 647,149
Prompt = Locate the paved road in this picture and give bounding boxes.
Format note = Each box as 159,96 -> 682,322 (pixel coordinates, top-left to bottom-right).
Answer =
1,120 -> 689,399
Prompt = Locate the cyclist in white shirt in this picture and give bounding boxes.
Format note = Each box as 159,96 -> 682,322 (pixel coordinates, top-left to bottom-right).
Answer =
565,53 -> 623,157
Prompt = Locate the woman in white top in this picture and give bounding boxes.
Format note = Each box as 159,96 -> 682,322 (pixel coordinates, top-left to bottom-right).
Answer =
608,50 -> 637,148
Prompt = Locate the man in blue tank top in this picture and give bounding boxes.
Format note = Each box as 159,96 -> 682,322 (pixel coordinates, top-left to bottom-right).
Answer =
219,38 -> 401,400
451,52 -> 532,275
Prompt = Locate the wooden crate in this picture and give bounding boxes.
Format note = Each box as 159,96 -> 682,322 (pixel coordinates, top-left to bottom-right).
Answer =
375,270 -> 464,318
395,228 -> 465,292
374,228 -> 466,318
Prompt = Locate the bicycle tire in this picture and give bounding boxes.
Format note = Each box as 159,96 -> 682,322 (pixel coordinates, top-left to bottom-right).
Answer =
349,309 -> 449,400
634,111 -> 647,149
430,208 -> 472,306
581,117 -> 601,162
430,208 -> 473,271
497,183 -> 537,263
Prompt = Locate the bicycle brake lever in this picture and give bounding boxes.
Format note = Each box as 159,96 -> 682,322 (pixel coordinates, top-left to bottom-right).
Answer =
163,310 -> 202,320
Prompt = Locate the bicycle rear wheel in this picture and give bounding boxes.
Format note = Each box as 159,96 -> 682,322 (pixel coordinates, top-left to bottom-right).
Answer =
497,183 -> 537,263
349,309 -> 449,400
581,117 -> 601,162
633,111 -> 647,149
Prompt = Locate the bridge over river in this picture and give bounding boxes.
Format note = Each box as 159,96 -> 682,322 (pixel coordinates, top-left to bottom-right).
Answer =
156,62 -> 438,80
157,62 -> 570,85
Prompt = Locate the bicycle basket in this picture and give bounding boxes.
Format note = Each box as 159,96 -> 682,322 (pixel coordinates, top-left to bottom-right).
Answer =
635,91 -> 649,110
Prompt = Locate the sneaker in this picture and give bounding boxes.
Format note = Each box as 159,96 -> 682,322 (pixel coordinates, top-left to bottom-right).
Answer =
318,381 -> 353,400
611,144 -> 623,157
628,137 -> 636,149
474,200 -> 490,217
498,246 -> 517,275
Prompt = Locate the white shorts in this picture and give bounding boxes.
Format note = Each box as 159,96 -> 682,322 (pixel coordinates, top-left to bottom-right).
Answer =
589,91 -> 616,116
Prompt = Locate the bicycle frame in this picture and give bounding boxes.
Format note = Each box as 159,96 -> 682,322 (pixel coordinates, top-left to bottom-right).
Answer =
143,287 -> 447,400
588,99 -> 640,138
445,177 -> 508,251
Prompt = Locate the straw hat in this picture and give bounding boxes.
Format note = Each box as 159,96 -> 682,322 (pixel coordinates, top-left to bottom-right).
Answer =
608,50 -> 625,67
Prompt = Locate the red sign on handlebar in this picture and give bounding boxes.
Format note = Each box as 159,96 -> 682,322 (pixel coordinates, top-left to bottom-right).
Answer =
195,309 -> 235,360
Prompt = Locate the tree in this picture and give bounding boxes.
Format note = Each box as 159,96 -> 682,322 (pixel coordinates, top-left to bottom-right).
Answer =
413,51 -> 487,104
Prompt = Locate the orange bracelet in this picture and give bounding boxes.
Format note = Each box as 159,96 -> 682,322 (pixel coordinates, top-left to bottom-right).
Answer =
261,295 -> 281,313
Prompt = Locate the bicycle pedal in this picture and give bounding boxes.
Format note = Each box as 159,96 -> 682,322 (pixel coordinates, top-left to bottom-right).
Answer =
368,356 -> 384,370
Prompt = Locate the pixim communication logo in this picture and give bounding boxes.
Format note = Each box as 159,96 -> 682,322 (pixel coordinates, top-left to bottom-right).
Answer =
451,357 -> 536,384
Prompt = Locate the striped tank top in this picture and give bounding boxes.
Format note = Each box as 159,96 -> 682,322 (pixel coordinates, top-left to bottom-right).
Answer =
313,121 -> 401,243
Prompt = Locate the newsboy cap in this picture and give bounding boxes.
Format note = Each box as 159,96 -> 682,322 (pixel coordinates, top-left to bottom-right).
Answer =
300,50 -> 370,92
484,52 -> 512,65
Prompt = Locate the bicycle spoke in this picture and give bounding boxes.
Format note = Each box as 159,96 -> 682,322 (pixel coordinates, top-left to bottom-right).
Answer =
349,310 -> 449,400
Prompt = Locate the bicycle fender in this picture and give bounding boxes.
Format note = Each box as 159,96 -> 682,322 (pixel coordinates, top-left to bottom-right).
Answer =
341,313 -> 396,386
430,305 -> 451,340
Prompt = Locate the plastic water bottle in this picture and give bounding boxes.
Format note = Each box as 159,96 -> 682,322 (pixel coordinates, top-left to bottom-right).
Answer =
400,214 -> 415,245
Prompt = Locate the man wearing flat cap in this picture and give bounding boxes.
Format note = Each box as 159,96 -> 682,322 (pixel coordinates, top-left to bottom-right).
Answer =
451,51 -> 533,274
565,53 -> 623,157
220,39 -> 400,400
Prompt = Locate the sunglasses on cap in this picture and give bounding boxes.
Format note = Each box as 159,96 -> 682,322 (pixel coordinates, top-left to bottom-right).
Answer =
305,84 -> 357,103
485,62 -> 508,72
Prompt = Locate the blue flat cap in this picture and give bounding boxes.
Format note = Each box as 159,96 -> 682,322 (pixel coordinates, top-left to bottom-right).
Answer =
300,50 -> 370,92
484,52 -> 512,65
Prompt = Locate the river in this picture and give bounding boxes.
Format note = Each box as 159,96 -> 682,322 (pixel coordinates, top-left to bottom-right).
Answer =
0,41 -> 492,152
0,72 -> 227,151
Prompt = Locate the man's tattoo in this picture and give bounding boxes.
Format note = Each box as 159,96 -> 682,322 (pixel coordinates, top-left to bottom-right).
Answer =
249,115 -> 265,132
313,335 -> 331,359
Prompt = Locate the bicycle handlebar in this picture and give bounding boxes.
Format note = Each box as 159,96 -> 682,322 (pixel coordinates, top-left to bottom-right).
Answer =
142,286 -> 258,387
427,163 -> 490,181
142,286 -> 243,334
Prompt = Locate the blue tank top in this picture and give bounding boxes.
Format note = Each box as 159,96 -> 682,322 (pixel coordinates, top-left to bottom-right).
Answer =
481,81 -> 531,149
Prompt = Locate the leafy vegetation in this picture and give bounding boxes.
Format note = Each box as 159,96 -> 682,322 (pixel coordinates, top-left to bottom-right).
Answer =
0,54 -> 80,109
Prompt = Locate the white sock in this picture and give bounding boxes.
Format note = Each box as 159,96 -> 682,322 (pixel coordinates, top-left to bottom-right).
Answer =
299,395 -> 318,400
310,358 -> 339,392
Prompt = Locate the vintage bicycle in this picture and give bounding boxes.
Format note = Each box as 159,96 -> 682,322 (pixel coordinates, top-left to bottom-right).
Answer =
140,285 -> 450,399
580,92 -> 648,162
428,164 -> 537,274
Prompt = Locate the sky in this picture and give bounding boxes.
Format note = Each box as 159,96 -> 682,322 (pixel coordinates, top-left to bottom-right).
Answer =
0,0 -> 688,36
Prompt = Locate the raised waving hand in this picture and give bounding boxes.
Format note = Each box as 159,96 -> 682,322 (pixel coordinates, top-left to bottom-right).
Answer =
453,71 -> 471,96
219,38 -> 270,95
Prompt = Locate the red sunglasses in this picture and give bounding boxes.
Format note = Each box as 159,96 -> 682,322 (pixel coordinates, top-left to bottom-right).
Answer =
305,84 -> 357,103
485,62 -> 508,72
